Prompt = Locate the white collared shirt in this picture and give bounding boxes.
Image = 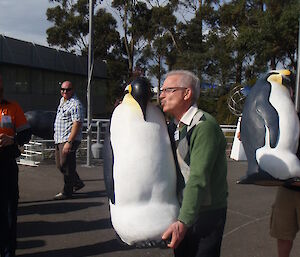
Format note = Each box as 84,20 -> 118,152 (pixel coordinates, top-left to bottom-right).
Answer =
177,104 -> 199,128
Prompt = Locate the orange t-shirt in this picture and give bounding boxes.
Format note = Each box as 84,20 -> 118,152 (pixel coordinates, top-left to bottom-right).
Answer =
0,100 -> 28,137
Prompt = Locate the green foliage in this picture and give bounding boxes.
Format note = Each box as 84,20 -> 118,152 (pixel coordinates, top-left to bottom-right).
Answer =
197,94 -> 218,117
216,94 -> 238,125
46,0 -> 300,121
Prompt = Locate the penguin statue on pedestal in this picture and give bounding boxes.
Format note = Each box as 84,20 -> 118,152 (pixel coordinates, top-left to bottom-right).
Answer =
103,77 -> 179,246
238,70 -> 300,185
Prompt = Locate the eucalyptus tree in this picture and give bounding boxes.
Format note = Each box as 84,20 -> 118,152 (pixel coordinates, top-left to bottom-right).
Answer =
256,0 -> 300,71
47,0 -> 120,58
139,3 -> 178,89
111,0 -> 152,79
172,1 -> 222,79
46,0 -> 127,111
217,1 -> 268,84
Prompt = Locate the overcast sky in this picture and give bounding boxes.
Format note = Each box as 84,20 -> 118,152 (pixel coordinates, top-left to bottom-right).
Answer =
0,0 -> 58,46
0,0 -> 117,47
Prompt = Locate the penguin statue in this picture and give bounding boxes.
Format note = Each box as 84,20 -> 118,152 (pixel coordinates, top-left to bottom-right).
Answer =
25,110 -> 56,139
238,70 -> 300,185
103,77 -> 179,246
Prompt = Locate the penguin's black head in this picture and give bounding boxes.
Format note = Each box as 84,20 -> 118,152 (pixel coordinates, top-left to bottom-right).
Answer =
267,70 -> 294,88
126,77 -> 152,120
267,69 -> 295,99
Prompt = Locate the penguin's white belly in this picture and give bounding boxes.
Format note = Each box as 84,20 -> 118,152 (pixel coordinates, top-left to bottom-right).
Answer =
110,103 -> 179,244
110,202 -> 178,245
256,83 -> 300,179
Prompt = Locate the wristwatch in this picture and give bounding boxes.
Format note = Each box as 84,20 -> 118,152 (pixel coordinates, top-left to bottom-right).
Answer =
67,140 -> 73,145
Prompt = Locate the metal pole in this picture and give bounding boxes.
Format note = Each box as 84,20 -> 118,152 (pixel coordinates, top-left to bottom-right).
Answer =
295,17 -> 300,112
86,0 -> 94,166
96,121 -> 101,144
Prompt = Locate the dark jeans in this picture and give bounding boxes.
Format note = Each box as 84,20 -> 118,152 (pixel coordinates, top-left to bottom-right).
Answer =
0,159 -> 19,257
175,207 -> 227,257
55,141 -> 82,196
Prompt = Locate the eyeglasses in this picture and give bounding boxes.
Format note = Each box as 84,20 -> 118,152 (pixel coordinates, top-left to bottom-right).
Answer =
60,88 -> 72,92
160,87 -> 187,94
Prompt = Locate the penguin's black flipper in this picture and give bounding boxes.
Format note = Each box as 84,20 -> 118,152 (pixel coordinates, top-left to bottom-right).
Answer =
255,81 -> 279,148
103,122 -> 115,204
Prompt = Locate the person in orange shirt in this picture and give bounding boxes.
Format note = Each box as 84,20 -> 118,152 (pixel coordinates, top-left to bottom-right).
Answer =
0,74 -> 31,257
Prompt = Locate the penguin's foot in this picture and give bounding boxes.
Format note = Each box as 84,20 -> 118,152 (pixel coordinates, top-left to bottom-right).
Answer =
134,239 -> 168,249
283,177 -> 300,187
236,171 -> 285,186
114,232 -> 134,248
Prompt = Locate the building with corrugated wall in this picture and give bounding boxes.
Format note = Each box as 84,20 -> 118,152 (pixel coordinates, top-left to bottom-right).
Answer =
0,35 -> 107,117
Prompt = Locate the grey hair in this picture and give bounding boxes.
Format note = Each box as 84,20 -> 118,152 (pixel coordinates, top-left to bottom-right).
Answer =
165,70 -> 200,103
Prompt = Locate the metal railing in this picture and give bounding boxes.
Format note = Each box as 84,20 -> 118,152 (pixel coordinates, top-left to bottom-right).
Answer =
18,118 -> 110,166
221,124 -> 237,157
18,120 -> 237,166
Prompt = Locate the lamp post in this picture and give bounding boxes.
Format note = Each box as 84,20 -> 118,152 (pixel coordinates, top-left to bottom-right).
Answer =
86,0 -> 94,166
295,17 -> 300,112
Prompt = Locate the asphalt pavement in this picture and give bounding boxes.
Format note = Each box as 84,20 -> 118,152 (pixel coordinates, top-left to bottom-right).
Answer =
16,159 -> 300,257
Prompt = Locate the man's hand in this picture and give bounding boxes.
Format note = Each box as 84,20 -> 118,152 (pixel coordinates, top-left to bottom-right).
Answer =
162,220 -> 188,249
0,133 -> 14,148
237,131 -> 241,141
62,142 -> 72,154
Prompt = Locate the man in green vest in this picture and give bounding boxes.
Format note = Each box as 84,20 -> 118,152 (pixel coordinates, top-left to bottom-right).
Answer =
160,70 -> 228,257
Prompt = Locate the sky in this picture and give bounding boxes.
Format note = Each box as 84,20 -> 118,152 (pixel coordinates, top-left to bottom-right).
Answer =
0,0 -> 117,47
0,0 -> 57,46
0,0 -> 191,48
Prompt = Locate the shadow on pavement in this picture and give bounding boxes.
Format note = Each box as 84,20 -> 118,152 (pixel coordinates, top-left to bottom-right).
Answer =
17,239 -> 133,257
18,201 -> 103,216
17,239 -> 45,249
74,190 -> 107,199
18,218 -> 112,238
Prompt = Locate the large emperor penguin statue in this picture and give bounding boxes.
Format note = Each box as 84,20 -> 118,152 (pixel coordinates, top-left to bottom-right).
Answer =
103,77 -> 179,246
239,70 -> 300,185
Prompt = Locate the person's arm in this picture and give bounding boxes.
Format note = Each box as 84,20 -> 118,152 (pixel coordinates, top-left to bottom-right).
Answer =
15,127 -> 32,146
178,121 -> 219,224
0,103 -> 32,148
0,133 -> 14,147
63,100 -> 83,154
62,121 -> 81,154
162,220 -> 188,249
162,121 -> 219,248
68,121 -> 82,143
15,103 -> 32,145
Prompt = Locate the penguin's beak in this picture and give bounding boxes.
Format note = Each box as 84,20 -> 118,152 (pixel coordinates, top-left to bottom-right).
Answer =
282,72 -> 295,92
124,84 -> 131,95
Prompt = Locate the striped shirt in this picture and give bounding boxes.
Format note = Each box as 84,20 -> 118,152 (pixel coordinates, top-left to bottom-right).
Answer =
54,95 -> 84,144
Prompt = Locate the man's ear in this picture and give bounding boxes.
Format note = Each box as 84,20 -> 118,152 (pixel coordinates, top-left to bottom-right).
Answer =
183,88 -> 192,101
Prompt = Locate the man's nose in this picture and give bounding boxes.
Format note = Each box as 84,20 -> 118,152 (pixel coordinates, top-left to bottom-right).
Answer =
159,91 -> 165,99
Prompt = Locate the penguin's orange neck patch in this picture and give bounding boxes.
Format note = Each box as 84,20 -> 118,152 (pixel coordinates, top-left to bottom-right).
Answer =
267,74 -> 282,84
123,94 -> 144,119
267,69 -> 291,85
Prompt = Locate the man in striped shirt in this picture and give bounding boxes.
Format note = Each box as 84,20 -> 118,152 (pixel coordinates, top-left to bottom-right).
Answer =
54,81 -> 85,200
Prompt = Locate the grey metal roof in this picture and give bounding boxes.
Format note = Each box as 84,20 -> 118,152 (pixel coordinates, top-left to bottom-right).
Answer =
0,35 -> 107,78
